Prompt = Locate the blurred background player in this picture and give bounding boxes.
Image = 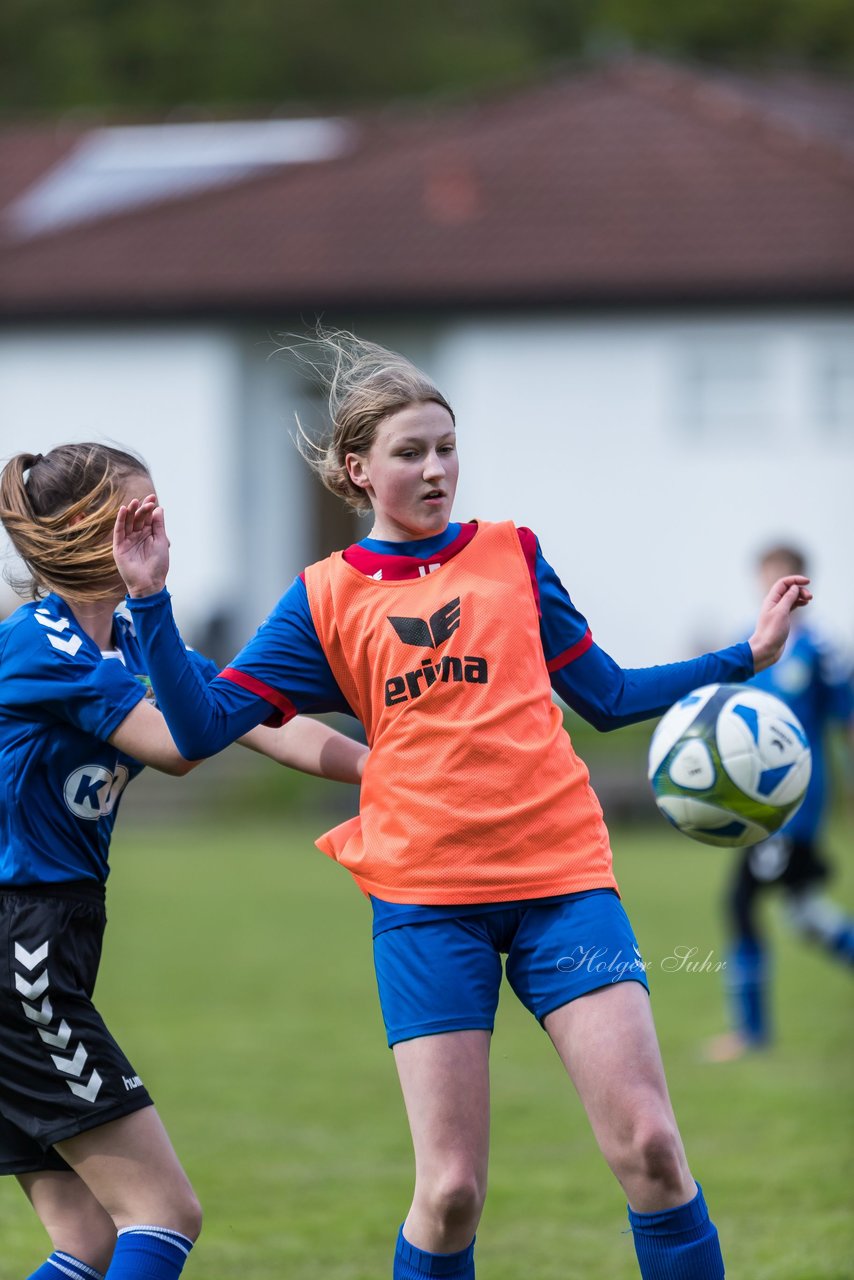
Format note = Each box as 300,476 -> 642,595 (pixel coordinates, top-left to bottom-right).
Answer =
0,444 -> 366,1280
706,543 -> 854,1063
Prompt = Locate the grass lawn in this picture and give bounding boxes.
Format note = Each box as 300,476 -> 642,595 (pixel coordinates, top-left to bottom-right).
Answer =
1,809 -> 851,1279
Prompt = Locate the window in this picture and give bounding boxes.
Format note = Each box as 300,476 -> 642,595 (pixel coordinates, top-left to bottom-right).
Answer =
814,339 -> 854,437
674,340 -> 771,436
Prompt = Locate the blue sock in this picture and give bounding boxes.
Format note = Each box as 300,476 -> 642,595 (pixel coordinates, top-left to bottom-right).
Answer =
27,1255 -> 105,1280
726,938 -> 769,1044
393,1226 -> 475,1278
628,1183 -> 724,1279
829,919 -> 854,965
105,1228 -> 193,1279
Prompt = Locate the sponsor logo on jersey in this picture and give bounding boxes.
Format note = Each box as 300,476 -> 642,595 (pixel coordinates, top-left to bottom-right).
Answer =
134,672 -> 157,704
385,597 -> 488,706
63,764 -> 130,821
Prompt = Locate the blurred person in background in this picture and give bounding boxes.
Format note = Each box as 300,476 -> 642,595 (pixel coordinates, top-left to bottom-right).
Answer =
705,543 -> 854,1063
0,444 -> 366,1280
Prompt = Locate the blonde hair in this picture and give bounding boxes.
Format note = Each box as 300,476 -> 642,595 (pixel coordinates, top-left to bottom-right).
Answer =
291,330 -> 455,514
0,443 -> 149,602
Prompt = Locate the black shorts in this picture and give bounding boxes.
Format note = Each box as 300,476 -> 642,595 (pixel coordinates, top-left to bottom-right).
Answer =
0,881 -> 153,1175
740,836 -> 831,891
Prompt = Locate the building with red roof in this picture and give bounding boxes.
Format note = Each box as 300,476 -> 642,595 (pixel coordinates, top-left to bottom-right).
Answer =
1,58 -> 852,659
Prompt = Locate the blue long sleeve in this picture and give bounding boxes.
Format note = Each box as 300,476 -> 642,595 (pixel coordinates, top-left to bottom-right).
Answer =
129,545 -> 757,754
531,533 -> 755,730
551,639 -> 755,731
126,590 -> 272,758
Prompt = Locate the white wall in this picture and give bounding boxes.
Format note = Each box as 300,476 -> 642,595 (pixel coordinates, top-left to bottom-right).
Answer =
234,336 -> 317,637
1,311 -> 851,672
0,327 -> 243,639
427,311 -> 854,665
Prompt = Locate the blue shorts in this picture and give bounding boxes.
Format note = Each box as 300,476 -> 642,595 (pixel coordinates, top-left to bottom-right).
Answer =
373,889 -> 649,1047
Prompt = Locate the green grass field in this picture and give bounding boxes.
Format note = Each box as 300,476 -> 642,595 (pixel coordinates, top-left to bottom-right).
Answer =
1,809 -> 852,1279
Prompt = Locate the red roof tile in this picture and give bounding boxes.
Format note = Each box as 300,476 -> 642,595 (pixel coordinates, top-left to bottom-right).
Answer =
1,59 -> 853,317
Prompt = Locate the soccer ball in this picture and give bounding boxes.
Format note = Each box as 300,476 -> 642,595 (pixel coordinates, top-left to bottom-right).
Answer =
647,684 -> 812,847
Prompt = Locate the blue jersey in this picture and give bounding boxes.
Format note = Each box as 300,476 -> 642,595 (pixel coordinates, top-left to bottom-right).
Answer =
0,594 -> 216,886
750,624 -> 854,841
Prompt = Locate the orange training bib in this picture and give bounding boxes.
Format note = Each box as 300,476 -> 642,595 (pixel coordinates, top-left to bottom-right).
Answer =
304,521 -> 617,904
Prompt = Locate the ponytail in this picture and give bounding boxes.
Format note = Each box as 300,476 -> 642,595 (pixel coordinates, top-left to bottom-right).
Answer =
0,443 -> 149,602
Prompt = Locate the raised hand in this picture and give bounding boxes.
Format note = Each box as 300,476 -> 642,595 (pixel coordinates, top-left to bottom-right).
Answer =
113,495 -> 170,598
748,574 -> 812,672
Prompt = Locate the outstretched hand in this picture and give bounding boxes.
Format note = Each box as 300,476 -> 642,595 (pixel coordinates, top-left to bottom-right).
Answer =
748,574 -> 812,672
113,495 -> 170,598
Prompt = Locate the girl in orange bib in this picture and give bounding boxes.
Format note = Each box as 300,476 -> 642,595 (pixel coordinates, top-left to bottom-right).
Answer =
114,332 -> 810,1280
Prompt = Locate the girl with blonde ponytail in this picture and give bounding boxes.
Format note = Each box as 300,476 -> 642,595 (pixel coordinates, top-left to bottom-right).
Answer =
0,444 -> 149,602
0,441 -> 366,1280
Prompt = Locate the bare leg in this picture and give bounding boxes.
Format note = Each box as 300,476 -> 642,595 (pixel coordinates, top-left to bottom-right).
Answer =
18,1169 -> 117,1275
393,1030 -> 491,1253
545,983 -> 695,1211
55,1107 -> 202,1240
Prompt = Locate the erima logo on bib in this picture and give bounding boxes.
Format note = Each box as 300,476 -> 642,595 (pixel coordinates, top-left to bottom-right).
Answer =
64,765 -> 130,820
385,597 -> 488,706
387,597 -> 461,648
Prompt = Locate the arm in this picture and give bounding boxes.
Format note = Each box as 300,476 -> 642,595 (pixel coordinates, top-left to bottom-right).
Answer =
551,640 -> 756,732
239,717 -> 367,784
108,699 -> 367,784
108,699 -> 200,776
122,588 -> 270,758
178,636 -> 366,782
531,534 -> 811,730
748,574 -> 812,671
114,497 -> 351,761
113,496 -> 280,756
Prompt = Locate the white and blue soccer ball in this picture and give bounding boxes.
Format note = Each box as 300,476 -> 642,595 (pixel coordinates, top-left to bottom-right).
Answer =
648,684 -> 812,847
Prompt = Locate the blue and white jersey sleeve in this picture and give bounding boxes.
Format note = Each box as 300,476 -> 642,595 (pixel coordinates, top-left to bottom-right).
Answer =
0,600 -> 147,737
815,633 -> 854,724
113,604 -> 221,691
222,577 -> 352,717
0,597 -> 150,885
751,625 -> 854,737
126,579 -> 351,760
751,624 -> 854,840
532,537 -> 755,730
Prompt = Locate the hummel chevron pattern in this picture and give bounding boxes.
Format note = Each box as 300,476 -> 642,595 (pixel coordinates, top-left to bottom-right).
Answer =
67,1069 -> 103,1102
51,1040 -> 88,1075
47,633 -> 83,656
14,935 -> 103,1103
15,940 -> 49,969
34,610 -> 84,656
15,968 -> 50,999
23,994 -> 54,1024
38,1018 -> 73,1049
34,611 -> 72,633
